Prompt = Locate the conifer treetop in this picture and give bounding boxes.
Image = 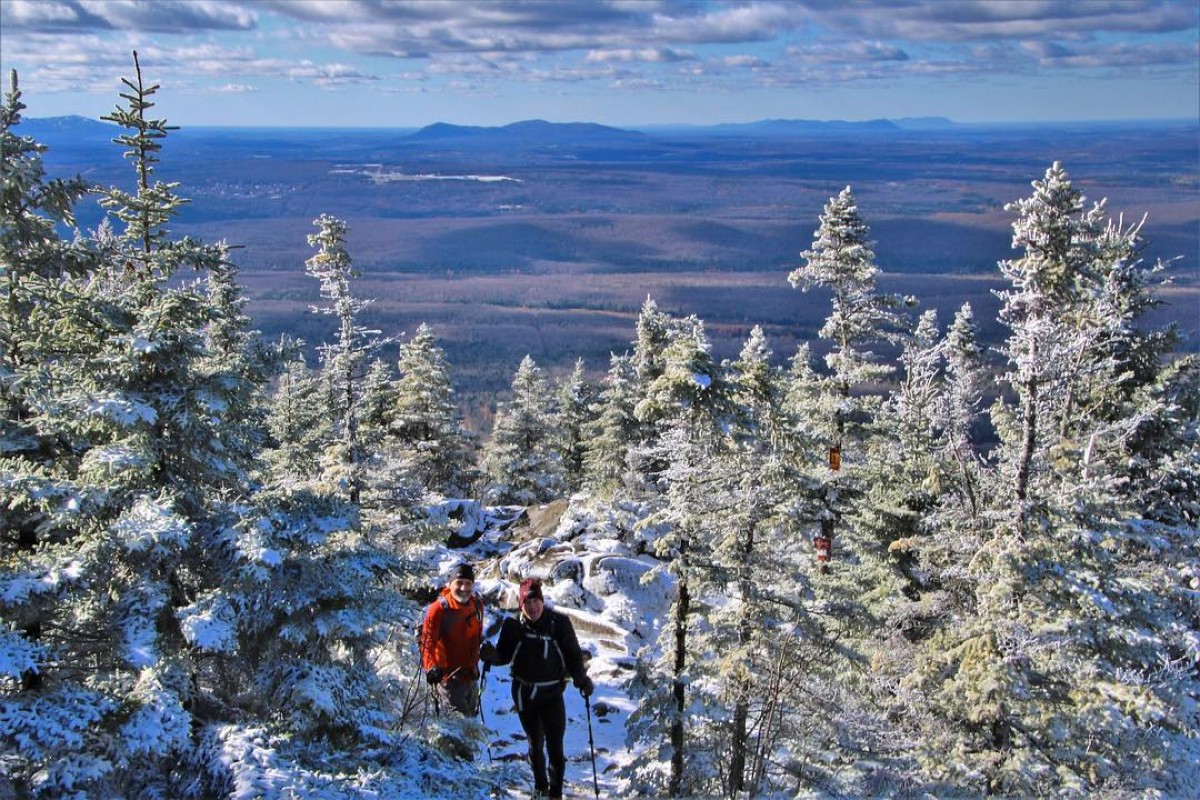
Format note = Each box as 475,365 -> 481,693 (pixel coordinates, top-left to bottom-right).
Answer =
99,51 -> 187,255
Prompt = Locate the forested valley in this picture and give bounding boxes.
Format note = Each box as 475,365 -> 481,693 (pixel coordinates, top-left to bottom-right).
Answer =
2,62 -> 1198,800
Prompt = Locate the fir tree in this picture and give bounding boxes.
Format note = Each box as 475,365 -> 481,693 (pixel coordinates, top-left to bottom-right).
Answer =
304,214 -> 379,504
905,163 -> 1200,797
553,357 -> 595,494
627,317 -> 731,797
98,51 -> 184,257
714,326 -> 811,796
263,356 -> 332,482
390,323 -> 475,497
788,185 -> 909,459
2,64 -> 418,798
481,355 -> 565,504
583,353 -> 641,495
1,59 -> 259,795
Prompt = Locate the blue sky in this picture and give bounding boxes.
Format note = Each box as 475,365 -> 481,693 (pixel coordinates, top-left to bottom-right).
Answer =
1,0 -> 1197,128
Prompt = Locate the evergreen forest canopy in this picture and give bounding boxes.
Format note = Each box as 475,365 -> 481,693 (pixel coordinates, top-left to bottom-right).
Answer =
2,59 -> 1198,799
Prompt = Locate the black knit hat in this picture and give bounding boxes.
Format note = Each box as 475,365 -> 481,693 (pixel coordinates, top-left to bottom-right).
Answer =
449,562 -> 475,582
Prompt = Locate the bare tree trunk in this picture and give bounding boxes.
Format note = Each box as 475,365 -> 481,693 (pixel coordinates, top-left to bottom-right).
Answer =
750,644 -> 789,793
1014,338 -> 1039,524
669,572 -> 689,798
729,515 -> 758,796
1015,379 -> 1037,506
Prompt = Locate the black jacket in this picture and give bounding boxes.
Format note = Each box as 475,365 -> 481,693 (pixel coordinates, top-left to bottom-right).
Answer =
493,608 -> 587,688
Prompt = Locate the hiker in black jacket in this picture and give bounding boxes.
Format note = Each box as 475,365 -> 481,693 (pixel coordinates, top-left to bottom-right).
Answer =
482,577 -> 593,800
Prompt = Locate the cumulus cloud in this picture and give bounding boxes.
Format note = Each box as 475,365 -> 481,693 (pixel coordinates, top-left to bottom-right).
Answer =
812,0 -> 1197,43
1,0 -> 257,33
0,0 -> 1193,115
208,83 -> 258,94
264,0 -> 796,56
787,41 -> 910,65
285,61 -> 381,86
585,47 -> 695,63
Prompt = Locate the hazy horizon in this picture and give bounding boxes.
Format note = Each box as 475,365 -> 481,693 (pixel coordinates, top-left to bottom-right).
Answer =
2,1 -> 1196,129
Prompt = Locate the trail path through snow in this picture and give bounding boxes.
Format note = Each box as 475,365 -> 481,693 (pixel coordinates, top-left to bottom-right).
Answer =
438,499 -> 670,798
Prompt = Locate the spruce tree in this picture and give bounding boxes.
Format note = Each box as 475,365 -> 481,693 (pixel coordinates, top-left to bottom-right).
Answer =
263,356 -> 332,482
1,59 -> 258,795
582,353 -> 641,495
626,316 -> 731,796
304,214 -> 377,503
710,326 -> 817,796
553,357 -> 595,494
788,185 -> 909,459
1,63 -> 419,798
905,163 -> 1200,796
391,322 -> 474,497
481,355 -> 565,504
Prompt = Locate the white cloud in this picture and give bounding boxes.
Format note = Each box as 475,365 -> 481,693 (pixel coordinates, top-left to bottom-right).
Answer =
650,2 -> 797,44
815,0 -> 1197,43
3,0 -> 257,32
787,41 -> 909,65
1,0 -> 1193,122
585,47 -> 695,64
286,61 -> 380,86
208,83 -> 258,94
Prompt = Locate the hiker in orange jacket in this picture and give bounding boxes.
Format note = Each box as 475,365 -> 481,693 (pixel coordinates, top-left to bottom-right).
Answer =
421,562 -> 486,715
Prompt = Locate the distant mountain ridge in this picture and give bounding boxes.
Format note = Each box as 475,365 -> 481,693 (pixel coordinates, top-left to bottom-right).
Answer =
24,114 -> 955,144
20,114 -> 118,140
406,118 -> 649,143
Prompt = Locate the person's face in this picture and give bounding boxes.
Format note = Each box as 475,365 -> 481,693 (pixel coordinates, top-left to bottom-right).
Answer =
450,578 -> 473,603
522,594 -> 544,622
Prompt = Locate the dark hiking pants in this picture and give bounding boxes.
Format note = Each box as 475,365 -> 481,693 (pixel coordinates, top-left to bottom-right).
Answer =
512,681 -> 567,798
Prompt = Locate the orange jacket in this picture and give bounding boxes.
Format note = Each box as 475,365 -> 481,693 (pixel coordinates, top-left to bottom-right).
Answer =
420,587 -> 484,681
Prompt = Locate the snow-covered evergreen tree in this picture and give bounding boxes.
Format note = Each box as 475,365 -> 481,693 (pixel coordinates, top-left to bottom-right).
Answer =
788,185 -> 909,459
553,357 -> 596,494
904,163 -> 1200,797
626,302 -> 710,496
263,355 -> 332,482
1,59 -> 262,796
632,295 -> 672,387
703,326 -> 816,796
390,322 -> 475,497
625,316 -> 731,797
856,309 -> 944,599
305,214 -> 381,504
582,353 -> 640,495
1,62 -> 431,799
357,358 -> 397,451
481,355 -> 565,504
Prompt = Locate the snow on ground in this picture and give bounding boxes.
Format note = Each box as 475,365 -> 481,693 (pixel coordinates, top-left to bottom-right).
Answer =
413,497 -> 670,798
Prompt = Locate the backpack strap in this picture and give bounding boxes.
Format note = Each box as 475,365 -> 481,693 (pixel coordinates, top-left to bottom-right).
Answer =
511,611 -> 566,684
438,594 -> 483,637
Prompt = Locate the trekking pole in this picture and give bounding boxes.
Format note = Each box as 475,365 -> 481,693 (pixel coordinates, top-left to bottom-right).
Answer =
584,694 -> 599,799
478,662 -> 494,764
429,675 -> 441,718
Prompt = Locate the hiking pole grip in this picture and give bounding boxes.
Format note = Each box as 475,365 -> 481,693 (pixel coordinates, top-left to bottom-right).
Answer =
585,694 -> 599,799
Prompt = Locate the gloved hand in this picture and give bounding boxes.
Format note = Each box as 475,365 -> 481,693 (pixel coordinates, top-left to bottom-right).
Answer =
577,674 -> 594,698
479,641 -> 497,664
425,667 -> 443,686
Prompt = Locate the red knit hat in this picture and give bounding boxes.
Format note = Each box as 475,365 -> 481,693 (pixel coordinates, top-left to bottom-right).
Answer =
518,577 -> 543,605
